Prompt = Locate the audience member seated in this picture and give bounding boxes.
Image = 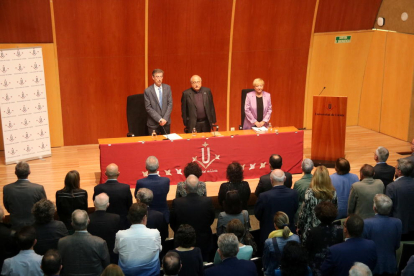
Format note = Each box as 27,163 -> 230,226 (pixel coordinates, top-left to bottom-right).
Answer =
88,193 -> 120,264
386,158 -> 414,241
362,194 -> 401,276
298,165 -> 337,245
255,169 -> 298,245
402,255 -> 414,276
1,226 -> 43,276
321,214 -> 377,276
101,264 -> 125,276
348,262 -> 372,276
214,219 -> 254,264
306,201 -> 343,276
41,249 -> 62,276
0,206 -> 18,269
32,199 -> 68,255
58,209 -> 110,275
330,158 -> 359,219
348,164 -> 384,219
93,163 -> 133,230
172,224 -> 203,276
163,251 -> 181,276
275,241 -> 312,276
218,162 -> 251,210
136,188 -> 168,245
373,146 -> 395,189
56,170 -> 88,232
217,190 -> 249,236
205,233 -> 258,276
255,154 -> 293,197
134,156 -> 170,223
170,175 -> 215,261
263,212 -> 300,276
3,161 -> 46,230
404,138 -> 414,177
114,202 -> 161,276
293,159 -> 314,222
175,162 -> 207,198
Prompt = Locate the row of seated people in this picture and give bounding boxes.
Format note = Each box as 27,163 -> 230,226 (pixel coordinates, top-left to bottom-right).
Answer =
1,143 -> 414,275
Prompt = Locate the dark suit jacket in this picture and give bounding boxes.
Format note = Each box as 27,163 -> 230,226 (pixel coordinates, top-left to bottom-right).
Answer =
254,185 -> 298,244
3,179 -> 46,230
218,181 -> 251,210
386,176 -> 414,234
147,208 -> 168,245
135,174 -> 170,223
170,193 -> 215,260
93,180 -> 132,229
34,220 -> 68,255
404,153 -> 414,177
205,257 -> 258,276
88,210 -> 120,264
144,83 -> 173,127
362,214 -> 402,274
181,87 -> 216,131
374,163 -> 395,188
58,231 -> 110,276
321,238 -> 377,276
254,171 -> 293,197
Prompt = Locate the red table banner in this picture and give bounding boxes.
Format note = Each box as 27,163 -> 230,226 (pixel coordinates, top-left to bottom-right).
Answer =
99,131 -> 304,187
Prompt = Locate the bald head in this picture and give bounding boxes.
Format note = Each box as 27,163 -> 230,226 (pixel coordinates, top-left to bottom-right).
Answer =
270,169 -> 285,186
185,174 -> 199,193
71,209 -> 89,230
0,207 -> 4,222
105,163 -> 119,179
94,193 -> 109,210
190,75 -> 202,91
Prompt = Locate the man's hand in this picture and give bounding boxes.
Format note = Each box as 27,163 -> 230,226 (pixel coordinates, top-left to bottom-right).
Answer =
159,119 -> 167,126
254,121 -> 261,127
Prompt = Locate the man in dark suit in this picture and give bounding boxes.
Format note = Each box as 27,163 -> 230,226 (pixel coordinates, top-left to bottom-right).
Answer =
135,156 -> 170,223
386,158 -> 414,240
58,209 -> 110,275
362,194 -> 402,275
205,233 -> 257,276
321,214 -> 377,276
255,154 -> 293,197
254,169 -> 298,245
144,68 -> 173,135
373,146 -> 395,189
181,75 -> 216,133
3,161 -> 46,230
136,188 -> 168,245
170,175 -> 215,261
88,193 -> 120,264
93,163 -> 132,229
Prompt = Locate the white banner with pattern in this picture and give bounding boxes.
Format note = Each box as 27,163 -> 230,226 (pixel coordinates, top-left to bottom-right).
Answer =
0,47 -> 51,165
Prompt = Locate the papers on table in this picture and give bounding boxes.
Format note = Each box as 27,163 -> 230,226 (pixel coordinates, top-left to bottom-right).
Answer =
163,133 -> 183,140
252,126 -> 268,132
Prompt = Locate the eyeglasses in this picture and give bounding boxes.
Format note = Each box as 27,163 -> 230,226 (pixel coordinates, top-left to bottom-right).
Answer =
191,81 -> 201,84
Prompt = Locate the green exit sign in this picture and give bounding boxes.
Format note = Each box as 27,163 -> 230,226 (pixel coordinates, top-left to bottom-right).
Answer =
335,36 -> 351,44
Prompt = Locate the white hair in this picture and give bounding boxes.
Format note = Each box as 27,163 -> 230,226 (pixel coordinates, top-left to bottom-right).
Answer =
349,262 -> 372,276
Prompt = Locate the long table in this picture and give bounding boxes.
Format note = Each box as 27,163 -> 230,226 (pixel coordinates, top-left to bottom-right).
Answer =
98,127 -> 304,187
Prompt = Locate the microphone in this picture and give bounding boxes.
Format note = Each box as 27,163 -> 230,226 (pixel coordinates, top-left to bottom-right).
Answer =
161,125 -> 169,140
318,87 -> 326,96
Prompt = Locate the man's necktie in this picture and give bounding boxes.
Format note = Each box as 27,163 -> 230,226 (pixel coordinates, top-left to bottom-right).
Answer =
158,87 -> 162,109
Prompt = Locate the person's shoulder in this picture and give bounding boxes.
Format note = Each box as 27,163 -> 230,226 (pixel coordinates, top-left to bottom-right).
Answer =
162,83 -> 171,90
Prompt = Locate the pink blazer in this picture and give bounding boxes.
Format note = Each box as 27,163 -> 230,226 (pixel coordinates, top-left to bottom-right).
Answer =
243,91 -> 272,129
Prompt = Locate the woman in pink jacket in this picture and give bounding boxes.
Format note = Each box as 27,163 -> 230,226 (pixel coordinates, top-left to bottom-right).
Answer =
243,78 -> 272,129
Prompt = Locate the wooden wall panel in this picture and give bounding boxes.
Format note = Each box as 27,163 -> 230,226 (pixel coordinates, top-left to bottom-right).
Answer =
147,0 -> 233,133
0,44 -> 64,151
0,0 -> 53,43
375,0 -> 414,35
358,31 -> 387,132
380,32 -> 414,141
304,31 -> 373,129
229,0 -> 316,130
53,0 -> 145,145
315,0 -> 382,33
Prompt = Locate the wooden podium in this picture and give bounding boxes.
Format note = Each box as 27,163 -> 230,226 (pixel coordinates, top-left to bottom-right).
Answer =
311,96 -> 347,167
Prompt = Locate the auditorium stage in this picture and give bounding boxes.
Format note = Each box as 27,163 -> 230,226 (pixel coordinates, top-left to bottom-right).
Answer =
0,126 -> 411,216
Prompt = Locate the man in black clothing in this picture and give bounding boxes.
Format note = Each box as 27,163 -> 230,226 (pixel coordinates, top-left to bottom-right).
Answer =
373,146 -> 395,188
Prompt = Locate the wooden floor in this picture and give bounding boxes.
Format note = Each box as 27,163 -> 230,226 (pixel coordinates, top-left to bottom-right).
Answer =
0,126 -> 411,216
